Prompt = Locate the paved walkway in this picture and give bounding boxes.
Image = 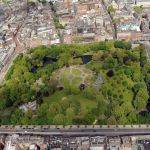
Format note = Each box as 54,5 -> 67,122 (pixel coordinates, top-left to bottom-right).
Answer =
53,65 -> 93,87
144,42 -> 150,62
141,41 -> 150,62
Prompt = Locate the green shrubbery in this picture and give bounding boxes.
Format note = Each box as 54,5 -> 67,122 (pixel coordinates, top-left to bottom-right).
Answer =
114,40 -> 132,50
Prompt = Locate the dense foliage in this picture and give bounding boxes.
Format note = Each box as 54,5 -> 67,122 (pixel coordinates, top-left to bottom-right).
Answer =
0,41 -> 149,125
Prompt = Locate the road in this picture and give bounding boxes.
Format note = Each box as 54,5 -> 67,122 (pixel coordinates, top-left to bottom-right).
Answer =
1,128 -> 150,136
0,51 -> 18,84
0,13 -> 27,84
100,0 -> 117,39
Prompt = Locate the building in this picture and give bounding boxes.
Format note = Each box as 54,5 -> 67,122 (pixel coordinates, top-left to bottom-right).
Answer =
135,0 -> 150,8
29,144 -> 40,150
108,136 -> 121,150
19,101 -> 37,112
121,137 -> 132,150
0,7 -> 5,22
117,31 -> 142,41
90,136 -> 106,150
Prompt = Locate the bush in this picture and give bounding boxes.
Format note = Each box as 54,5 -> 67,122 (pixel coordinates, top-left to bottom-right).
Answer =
114,40 -> 131,50
90,42 -> 109,51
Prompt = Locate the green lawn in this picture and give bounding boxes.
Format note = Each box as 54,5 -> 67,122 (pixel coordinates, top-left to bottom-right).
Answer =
52,66 -> 93,88
43,91 -> 96,114
72,69 -> 81,76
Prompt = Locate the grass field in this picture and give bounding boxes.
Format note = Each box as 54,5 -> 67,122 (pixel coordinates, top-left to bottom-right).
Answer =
43,91 -> 96,114
52,65 -> 93,87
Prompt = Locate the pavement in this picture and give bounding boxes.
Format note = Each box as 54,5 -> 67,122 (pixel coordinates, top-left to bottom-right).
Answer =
139,41 -> 150,62
143,42 -> 150,62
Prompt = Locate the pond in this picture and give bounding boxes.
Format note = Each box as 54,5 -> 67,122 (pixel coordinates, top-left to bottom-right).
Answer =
139,100 -> 150,116
139,105 -> 150,117
82,55 -> 92,64
107,70 -> 114,77
43,56 -> 57,67
139,110 -> 149,116
30,57 -> 57,73
146,100 -> 150,112
31,66 -> 38,73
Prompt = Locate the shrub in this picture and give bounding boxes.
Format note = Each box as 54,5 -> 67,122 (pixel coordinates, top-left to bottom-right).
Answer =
114,40 -> 131,50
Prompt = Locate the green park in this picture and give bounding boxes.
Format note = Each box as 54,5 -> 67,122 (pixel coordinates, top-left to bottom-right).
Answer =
0,40 -> 149,125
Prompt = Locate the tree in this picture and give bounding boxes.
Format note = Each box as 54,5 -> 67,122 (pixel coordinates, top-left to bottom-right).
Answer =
107,116 -> 117,125
0,87 -> 8,110
114,41 -> 131,50
134,88 -> 149,111
20,109 -> 33,125
118,115 -> 128,125
133,5 -> 143,14
38,0 -> 47,4
57,53 -> 72,67
11,109 -> 24,124
83,87 -> 96,99
99,41 -> 109,51
124,67 -> 133,77
127,112 -> 137,123
94,93 -> 107,115
66,107 -> 75,118
107,5 -> 116,15
145,74 -> 150,91
59,98 -> 70,111
112,105 -> 125,118
90,42 -> 108,51
112,18 -> 122,24
53,114 -> 66,125
121,101 -> 133,116
37,103 -> 49,117
21,116 -> 30,125
47,78 -> 58,93
83,113 -> 95,125
103,57 -> 118,69
70,85 -> 80,95
92,51 -> 103,61
65,107 -> 75,124
48,102 -> 62,116
132,82 -> 146,93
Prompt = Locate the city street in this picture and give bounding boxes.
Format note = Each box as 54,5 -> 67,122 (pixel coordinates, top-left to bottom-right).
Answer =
1,127 -> 150,136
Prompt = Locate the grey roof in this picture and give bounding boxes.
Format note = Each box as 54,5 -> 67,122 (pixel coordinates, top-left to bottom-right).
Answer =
0,7 -> 5,21
137,0 -> 150,2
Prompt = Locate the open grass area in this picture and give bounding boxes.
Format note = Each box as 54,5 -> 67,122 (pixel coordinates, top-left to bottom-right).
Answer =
52,65 -> 93,87
43,91 -> 96,114
72,68 -> 81,75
